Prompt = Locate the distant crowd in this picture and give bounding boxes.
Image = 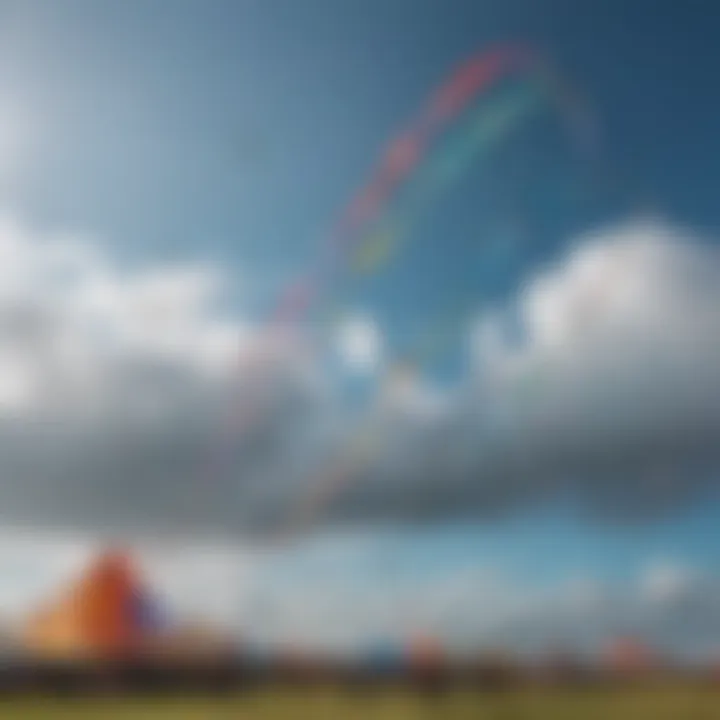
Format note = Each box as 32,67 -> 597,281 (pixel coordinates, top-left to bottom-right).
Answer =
0,652 -> 716,696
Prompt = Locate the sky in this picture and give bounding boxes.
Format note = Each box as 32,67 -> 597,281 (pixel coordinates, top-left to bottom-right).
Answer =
0,0 -> 719,657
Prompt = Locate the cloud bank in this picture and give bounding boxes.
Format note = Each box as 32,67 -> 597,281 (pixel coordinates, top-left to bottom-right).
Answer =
0,215 -> 715,537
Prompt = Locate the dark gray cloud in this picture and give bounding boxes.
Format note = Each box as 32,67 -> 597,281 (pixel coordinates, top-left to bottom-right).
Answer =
0,218 -> 717,538
290,220 -> 720,531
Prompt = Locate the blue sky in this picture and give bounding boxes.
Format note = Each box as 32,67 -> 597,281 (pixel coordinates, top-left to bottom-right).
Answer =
0,0 -> 719,655
6,0 -> 719,280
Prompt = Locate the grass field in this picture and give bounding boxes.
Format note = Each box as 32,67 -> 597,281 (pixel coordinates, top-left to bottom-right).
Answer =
0,687 -> 719,719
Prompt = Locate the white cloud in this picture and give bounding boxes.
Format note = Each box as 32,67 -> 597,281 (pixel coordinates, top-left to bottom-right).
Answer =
639,561 -> 701,605
0,213 -> 714,537
139,541 -> 258,629
0,530 -> 95,621
0,212 -> 332,537
350,218 -> 720,525
335,312 -> 382,374
480,219 -> 720,404
0,214 -> 250,419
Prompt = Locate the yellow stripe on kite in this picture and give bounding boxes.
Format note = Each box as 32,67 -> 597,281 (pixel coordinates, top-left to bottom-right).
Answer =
352,225 -> 399,274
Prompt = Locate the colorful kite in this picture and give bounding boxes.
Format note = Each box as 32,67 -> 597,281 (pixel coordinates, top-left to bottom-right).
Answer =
200,43 -> 600,541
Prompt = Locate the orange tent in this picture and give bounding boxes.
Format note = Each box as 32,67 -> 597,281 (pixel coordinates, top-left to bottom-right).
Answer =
407,633 -> 446,671
25,548 -> 151,660
601,637 -> 660,675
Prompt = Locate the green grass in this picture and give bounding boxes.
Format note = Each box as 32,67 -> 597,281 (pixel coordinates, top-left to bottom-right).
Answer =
0,686 -> 719,719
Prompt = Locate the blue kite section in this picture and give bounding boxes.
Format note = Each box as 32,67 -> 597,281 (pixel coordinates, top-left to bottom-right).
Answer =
128,589 -> 170,634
